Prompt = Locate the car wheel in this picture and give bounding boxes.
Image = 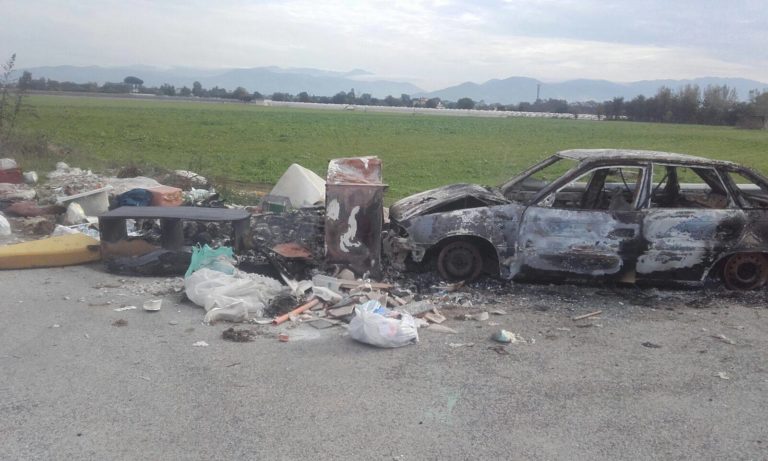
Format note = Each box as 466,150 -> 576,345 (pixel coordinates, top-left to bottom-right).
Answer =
723,253 -> 768,290
437,241 -> 483,281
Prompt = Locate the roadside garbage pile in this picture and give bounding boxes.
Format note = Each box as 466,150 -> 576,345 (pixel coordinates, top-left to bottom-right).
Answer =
0,158 -> 226,270
1,155 -> 496,348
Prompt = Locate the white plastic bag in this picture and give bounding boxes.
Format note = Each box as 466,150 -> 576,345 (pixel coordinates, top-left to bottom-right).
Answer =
63,202 -> 88,225
185,268 -> 286,324
349,300 -> 419,348
0,213 -> 10,236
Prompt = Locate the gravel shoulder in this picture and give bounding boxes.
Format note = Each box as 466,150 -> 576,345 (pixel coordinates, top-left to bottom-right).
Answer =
2,264 -> 767,460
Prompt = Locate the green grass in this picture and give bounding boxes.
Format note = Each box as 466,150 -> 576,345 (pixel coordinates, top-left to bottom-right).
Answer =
13,94 -> 768,200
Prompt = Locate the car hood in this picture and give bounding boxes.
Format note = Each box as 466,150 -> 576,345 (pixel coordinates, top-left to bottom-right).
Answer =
390,183 -> 508,222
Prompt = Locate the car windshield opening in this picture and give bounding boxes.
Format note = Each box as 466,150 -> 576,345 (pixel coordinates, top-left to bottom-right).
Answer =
501,156 -> 578,202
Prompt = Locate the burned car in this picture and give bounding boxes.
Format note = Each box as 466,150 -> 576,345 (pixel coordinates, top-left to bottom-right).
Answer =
386,149 -> 768,290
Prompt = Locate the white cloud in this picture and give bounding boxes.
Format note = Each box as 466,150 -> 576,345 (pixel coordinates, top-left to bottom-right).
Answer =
0,0 -> 766,89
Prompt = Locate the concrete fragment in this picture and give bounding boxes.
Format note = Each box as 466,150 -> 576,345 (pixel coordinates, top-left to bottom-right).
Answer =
426,324 -> 457,334
327,304 -> 355,318
424,312 -> 446,324
23,171 -> 38,184
308,318 -> 339,329
463,311 -> 489,321
397,300 -> 436,317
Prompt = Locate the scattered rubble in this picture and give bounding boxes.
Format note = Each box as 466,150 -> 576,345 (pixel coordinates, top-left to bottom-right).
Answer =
143,299 -> 162,311
222,327 -> 256,342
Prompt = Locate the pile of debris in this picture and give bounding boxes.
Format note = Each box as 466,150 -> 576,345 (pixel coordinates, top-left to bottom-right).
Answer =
1,154 -> 473,348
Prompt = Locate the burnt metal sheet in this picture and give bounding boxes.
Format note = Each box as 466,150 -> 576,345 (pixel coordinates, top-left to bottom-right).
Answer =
637,209 -> 747,280
557,149 -> 737,167
326,184 -> 385,277
325,157 -> 386,278
389,184 -> 508,221
516,208 -> 643,278
327,157 -> 382,185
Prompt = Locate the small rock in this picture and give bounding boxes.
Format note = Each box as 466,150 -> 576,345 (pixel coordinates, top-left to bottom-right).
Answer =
168,320 -> 179,325
337,268 -> 356,281
192,340 -> 209,347
492,329 -> 526,344
714,371 -> 730,380
642,342 -> 662,348
711,333 -> 736,345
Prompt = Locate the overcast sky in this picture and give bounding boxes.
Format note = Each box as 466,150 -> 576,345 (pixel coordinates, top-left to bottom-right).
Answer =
1,0 -> 766,90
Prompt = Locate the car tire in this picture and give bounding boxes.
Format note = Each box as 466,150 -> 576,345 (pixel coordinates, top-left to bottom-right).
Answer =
437,241 -> 483,282
723,253 -> 768,290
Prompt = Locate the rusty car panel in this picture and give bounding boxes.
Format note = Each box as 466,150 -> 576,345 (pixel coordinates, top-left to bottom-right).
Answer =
515,208 -> 643,278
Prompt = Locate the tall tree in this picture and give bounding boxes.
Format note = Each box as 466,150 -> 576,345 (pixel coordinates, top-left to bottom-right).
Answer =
701,85 -> 738,125
123,76 -> 143,92
192,81 -> 203,97
750,90 -> 768,129
456,97 -> 475,109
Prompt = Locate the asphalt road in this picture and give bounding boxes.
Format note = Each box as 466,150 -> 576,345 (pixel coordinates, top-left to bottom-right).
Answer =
2,264 -> 767,460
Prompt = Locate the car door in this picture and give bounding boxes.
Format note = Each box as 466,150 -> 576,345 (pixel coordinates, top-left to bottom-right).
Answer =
636,163 -> 748,282
514,164 -> 648,281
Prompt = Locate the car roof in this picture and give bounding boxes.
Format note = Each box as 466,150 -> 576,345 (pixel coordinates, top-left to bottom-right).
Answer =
556,149 -> 738,167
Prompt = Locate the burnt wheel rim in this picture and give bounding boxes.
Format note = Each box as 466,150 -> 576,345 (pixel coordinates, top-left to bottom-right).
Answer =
723,253 -> 768,290
438,242 -> 482,281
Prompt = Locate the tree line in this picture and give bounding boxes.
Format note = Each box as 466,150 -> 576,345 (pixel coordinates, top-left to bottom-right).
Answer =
600,85 -> 768,128
11,69 -> 768,128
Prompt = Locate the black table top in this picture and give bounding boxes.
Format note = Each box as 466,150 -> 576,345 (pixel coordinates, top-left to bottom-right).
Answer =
99,206 -> 251,221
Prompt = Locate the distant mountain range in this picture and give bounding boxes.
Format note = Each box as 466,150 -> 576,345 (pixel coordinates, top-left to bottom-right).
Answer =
21,65 -> 421,98
21,65 -> 768,103
418,76 -> 768,104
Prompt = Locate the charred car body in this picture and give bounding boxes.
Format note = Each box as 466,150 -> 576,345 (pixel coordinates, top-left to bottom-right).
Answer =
386,149 -> 768,290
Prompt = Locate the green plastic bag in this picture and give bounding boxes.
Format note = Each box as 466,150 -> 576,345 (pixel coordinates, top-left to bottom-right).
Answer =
185,244 -> 235,278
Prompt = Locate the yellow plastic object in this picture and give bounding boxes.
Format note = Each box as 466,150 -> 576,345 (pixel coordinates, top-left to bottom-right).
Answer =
0,233 -> 101,269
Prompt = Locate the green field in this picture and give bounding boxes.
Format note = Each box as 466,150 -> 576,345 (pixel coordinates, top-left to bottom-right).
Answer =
14,94 -> 768,200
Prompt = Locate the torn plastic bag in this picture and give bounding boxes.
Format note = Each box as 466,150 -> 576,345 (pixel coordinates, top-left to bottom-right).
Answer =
185,244 -> 235,277
116,188 -> 153,207
185,268 -> 287,324
348,300 -> 419,348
